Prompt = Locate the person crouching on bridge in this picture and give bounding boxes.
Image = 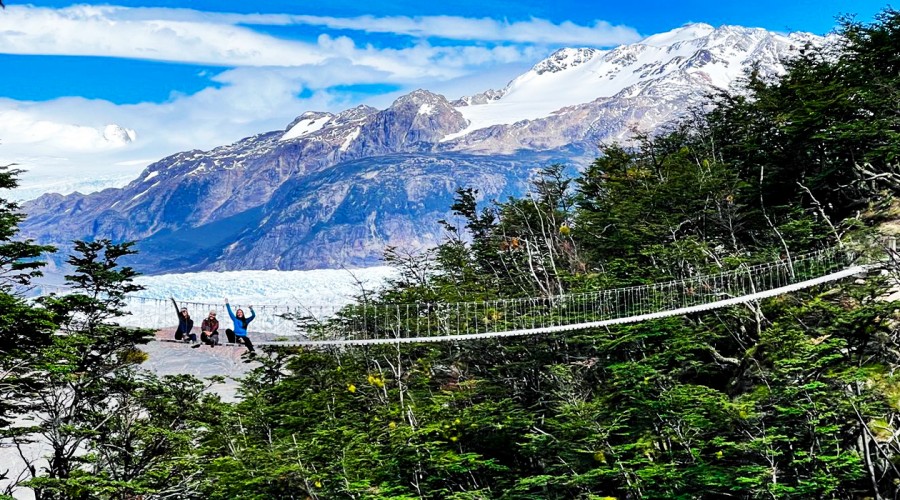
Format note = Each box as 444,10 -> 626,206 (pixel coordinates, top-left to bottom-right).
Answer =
225,298 -> 256,355
193,309 -> 220,348
171,298 -> 196,344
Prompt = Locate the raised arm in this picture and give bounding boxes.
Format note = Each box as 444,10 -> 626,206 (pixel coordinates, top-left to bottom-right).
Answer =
226,301 -> 236,321
247,306 -> 256,323
171,297 -> 180,316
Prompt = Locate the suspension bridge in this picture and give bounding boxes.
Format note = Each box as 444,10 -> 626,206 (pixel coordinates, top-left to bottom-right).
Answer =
30,243 -> 896,347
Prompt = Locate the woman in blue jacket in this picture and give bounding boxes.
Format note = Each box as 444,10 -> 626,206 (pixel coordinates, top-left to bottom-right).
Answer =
225,298 -> 256,354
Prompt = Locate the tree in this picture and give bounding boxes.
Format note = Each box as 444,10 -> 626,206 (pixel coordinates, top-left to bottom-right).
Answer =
574,137 -> 754,284
192,8 -> 900,499
703,10 -> 900,229
0,164 -> 56,492
6,240 -> 222,500
0,165 -> 54,291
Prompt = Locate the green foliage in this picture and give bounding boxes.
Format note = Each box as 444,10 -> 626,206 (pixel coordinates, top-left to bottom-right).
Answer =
575,138 -> 749,282
10,6 -> 900,500
706,9 -> 900,224
0,239 -> 224,500
41,239 -> 145,335
0,164 -> 55,290
0,165 -> 57,490
190,8 -> 900,499
423,165 -> 584,301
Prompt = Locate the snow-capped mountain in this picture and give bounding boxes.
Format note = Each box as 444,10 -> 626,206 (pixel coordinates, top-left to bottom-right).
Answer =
439,23 -> 820,149
21,23 -> 824,273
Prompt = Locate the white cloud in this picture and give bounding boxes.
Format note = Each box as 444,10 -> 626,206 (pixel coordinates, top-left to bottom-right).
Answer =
288,15 -> 641,46
0,4 -> 643,200
0,109 -> 134,151
0,70 -> 361,200
0,5 -> 641,68
0,5 -> 325,66
12,5 -> 642,47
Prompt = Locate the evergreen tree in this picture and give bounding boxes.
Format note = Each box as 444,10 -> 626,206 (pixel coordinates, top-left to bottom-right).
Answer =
0,164 -> 56,492
8,240 -> 222,500
193,8 -> 900,499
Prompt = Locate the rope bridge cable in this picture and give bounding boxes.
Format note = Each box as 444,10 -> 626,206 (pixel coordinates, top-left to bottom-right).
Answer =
261,246 -> 871,347
272,264 -> 867,346
25,243 -> 893,346
259,244 -> 892,346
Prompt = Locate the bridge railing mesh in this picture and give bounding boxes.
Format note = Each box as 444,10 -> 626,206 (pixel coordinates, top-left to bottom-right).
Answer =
301,246 -> 860,343
26,241 -> 888,345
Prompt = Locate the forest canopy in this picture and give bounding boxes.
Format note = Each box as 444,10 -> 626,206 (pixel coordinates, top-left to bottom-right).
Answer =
4,7 -> 900,500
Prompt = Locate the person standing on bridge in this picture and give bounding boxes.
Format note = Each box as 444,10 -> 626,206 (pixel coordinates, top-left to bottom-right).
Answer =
171,298 -> 196,344
225,298 -> 256,356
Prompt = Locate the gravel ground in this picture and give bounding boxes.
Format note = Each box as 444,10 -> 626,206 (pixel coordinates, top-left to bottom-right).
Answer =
143,327 -> 273,401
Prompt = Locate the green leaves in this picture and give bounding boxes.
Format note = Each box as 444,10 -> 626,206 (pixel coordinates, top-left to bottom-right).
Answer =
186,9 -> 900,498
8,7 -> 900,499
0,238 -> 223,500
0,164 -> 55,290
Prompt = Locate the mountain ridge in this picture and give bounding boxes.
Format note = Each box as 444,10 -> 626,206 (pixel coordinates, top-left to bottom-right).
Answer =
20,23 -> 826,273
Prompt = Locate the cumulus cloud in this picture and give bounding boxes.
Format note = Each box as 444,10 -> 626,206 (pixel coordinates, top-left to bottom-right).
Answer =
0,5 -> 326,66
0,67 -> 341,158
0,82 -> 337,199
0,4 -> 642,199
0,109 -> 134,151
0,5 -> 640,67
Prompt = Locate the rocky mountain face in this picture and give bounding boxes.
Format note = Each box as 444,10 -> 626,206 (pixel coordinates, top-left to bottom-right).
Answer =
20,23 -> 824,273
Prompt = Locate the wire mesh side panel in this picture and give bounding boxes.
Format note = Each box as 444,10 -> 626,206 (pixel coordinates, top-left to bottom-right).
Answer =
26,244 -> 869,344
295,247 -> 861,343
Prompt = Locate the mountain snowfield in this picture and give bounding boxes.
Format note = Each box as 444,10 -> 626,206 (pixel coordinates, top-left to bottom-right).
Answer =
449,24 -> 783,137
286,23 -> 820,146
20,22 -> 827,276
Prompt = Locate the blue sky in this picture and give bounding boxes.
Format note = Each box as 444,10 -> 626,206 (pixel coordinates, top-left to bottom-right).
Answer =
2,1 -> 884,104
0,0 -> 889,199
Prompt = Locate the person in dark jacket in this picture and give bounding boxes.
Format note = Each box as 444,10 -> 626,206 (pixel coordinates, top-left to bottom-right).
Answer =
225,298 -> 256,354
171,298 -> 195,343
193,309 -> 220,348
